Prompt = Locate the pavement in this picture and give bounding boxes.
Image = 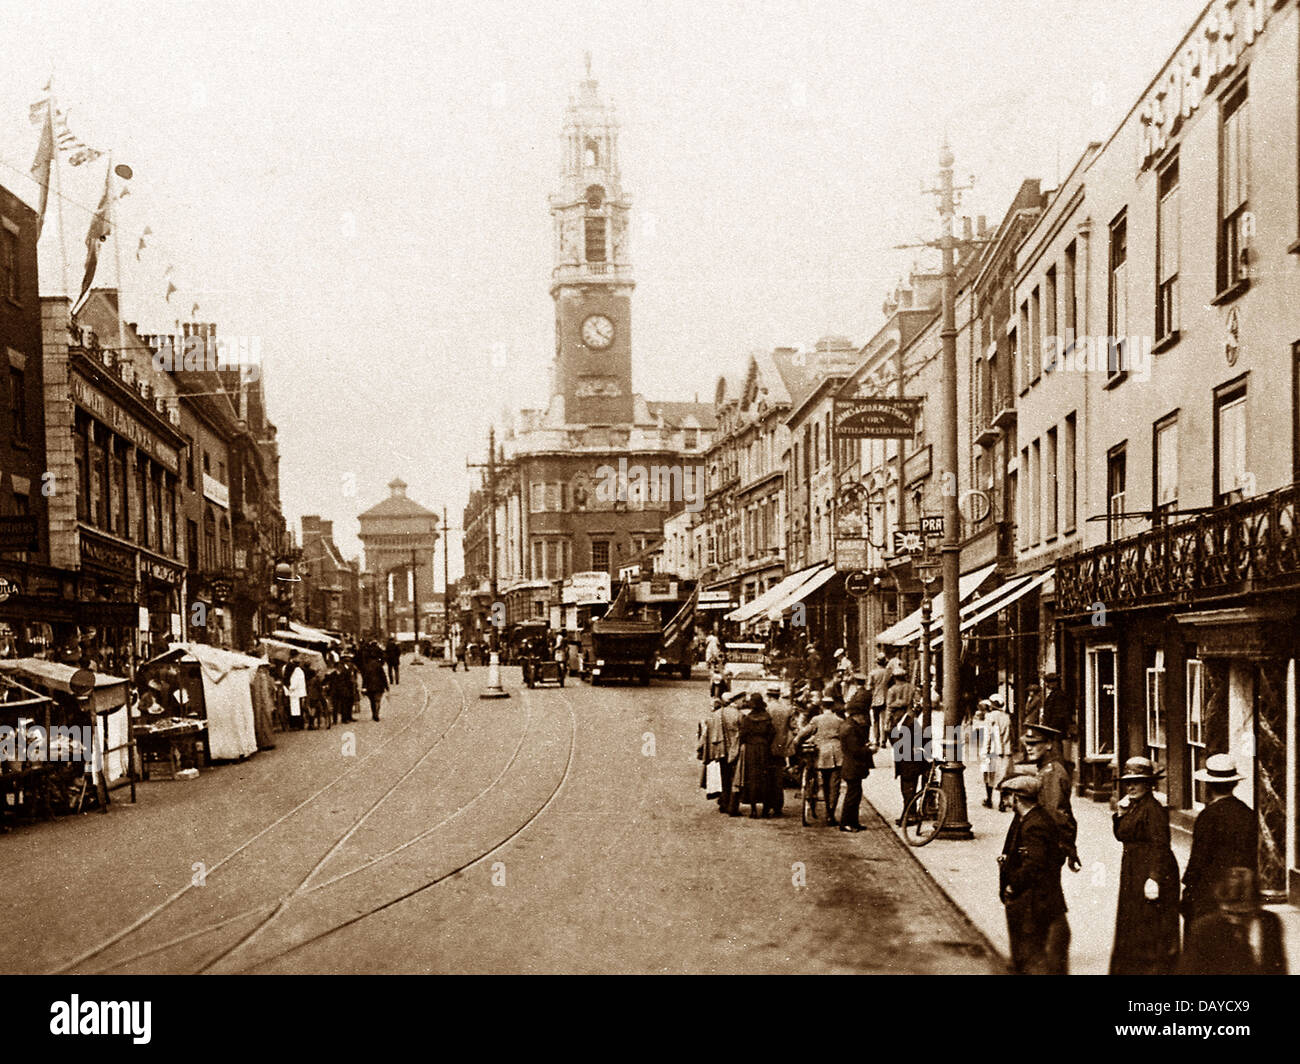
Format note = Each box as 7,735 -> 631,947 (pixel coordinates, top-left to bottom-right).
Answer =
862,722 -> 1300,974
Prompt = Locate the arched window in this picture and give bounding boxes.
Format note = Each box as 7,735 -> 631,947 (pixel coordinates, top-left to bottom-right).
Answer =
583,139 -> 599,167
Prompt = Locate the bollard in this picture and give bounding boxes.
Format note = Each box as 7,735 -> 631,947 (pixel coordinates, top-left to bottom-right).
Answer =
478,651 -> 510,699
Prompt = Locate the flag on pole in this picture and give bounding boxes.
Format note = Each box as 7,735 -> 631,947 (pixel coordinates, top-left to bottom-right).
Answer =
29,102 -> 54,237
53,108 -> 102,166
136,227 -> 151,260
191,302 -> 199,318
72,167 -> 113,315
165,280 -> 177,301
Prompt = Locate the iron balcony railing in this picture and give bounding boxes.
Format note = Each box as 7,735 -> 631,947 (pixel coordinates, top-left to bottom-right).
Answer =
1056,481 -> 1300,617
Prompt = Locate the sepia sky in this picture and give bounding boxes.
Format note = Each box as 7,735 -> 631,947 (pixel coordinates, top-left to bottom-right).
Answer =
0,0 -> 1207,580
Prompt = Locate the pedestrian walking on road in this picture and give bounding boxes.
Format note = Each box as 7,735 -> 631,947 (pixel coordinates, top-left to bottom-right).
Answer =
1109,757 -> 1181,975
284,651 -> 307,729
884,670 -> 918,739
794,693 -> 844,826
361,654 -> 388,721
698,697 -> 727,802
1180,754 -> 1258,934
719,693 -> 745,816
385,638 -> 402,685
998,773 -> 1070,974
839,702 -> 872,831
766,685 -> 795,817
735,694 -> 774,819
328,660 -> 358,724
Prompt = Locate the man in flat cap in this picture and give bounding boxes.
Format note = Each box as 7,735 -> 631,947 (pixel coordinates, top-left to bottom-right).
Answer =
998,773 -> 1070,974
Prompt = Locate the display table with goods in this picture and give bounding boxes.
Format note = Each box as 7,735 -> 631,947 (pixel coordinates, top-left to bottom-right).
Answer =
0,673 -> 102,827
133,718 -> 207,780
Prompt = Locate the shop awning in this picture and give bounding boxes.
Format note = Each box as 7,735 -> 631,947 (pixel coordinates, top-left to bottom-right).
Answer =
873,562 -> 998,648
726,564 -> 828,624
765,564 -> 840,620
0,658 -> 130,714
928,567 -> 1055,648
271,622 -> 338,647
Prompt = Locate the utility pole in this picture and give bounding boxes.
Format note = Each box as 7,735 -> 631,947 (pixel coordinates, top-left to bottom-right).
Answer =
475,426 -> 509,699
410,541 -> 419,647
937,142 -> 972,839
443,505 -> 451,643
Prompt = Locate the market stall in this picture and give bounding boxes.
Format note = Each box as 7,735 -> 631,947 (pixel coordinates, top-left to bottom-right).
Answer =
270,622 -> 338,649
0,659 -> 132,801
0,673 -> 62,826
139,644 -> 262,765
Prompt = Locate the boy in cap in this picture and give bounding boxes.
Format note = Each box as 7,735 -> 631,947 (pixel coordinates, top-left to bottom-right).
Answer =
998,773 -> 1070,974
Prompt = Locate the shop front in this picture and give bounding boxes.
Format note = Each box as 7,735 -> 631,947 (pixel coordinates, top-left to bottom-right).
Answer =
1056,482 -> 1300,902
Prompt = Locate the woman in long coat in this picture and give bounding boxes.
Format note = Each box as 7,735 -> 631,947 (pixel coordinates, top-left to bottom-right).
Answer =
734,695 -> 775,818
1110,756 -> 1181,975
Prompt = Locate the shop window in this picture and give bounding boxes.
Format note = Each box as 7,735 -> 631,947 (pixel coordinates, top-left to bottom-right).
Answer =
1187,658 -> 1205,805
74,413 -> 90,522
1086,644 -> 1118,759
1145,648 -> 1167,785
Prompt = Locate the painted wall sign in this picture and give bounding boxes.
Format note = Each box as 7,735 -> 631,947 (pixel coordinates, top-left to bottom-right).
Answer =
1137,0 -> 1283,170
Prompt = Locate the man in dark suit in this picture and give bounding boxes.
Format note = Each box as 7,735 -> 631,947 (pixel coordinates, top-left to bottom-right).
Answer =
385,638 -> 402,685
839,702 -> 872,832
1181,754 -> 1258,932
1038,672 -> 1072,776
765,686 -> 795,817
890,705 -> 929,826
998,773 -> 1070,974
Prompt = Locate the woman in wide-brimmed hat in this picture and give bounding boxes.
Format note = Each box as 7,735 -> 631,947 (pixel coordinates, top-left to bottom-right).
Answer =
1109,756 -> 1181,975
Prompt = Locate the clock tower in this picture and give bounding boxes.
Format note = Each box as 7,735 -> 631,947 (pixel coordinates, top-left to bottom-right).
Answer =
549,57 -> 634,426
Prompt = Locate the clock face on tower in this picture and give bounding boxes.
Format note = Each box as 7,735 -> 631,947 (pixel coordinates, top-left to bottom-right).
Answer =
581,314 -> 614,350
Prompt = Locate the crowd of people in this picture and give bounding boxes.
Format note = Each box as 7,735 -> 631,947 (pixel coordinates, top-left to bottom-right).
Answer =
695,637 -> 1285,977
275,637 -> 403,729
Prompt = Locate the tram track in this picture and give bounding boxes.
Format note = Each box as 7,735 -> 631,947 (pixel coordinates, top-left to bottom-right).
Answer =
80,679 -> 576,974
52,664 -> 461,974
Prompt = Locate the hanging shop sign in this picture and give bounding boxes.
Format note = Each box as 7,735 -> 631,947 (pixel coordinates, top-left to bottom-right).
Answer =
0,577 -> 18,602
833,398 -> 923,439
835,538 -> 868,571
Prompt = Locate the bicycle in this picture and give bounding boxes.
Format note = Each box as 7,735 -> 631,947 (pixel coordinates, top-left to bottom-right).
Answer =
901,757 -> 948,846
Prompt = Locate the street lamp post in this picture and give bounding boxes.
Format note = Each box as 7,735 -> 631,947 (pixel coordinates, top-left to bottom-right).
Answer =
937,141 -> 973,839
